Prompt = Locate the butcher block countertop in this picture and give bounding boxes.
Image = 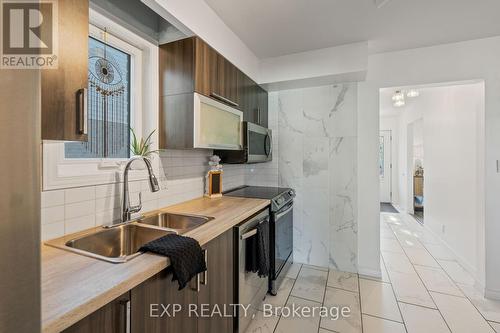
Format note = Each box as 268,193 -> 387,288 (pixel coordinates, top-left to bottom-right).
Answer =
42,196 -> 270,333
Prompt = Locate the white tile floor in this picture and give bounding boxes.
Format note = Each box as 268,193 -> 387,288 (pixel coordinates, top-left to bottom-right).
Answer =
244,212 -> 500,333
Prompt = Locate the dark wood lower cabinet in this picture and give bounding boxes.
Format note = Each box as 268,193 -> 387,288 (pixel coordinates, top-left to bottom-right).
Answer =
198,230 -> 234,333
62,292 -> 130,333
131,267 -> 198,333
131,229 -> 234,333
62,230 -> 234,333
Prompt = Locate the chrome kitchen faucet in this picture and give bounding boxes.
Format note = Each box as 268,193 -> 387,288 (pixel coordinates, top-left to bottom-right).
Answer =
121,156 -> 160,223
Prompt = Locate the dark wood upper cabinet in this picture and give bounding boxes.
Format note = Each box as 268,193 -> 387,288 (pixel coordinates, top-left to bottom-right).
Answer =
160,36 -> 239,107
237,71 -> 257,123
41,0 -> 88,141
160,37 -> 196,97
193,37 -> 218,98
237,71 -> 268,127
62,292 -> 130,333
256,85 -> 269,128
215,55 -> 239,106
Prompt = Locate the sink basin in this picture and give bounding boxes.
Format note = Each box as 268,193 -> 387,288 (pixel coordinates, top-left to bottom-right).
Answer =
137,212 -> 214,234
59,224 -> 174,263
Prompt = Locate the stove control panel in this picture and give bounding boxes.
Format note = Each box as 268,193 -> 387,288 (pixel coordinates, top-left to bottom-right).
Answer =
272,189 -> 295,211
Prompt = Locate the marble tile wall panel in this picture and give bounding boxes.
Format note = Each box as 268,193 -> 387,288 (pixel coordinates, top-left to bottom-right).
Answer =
271,83 -> 358,272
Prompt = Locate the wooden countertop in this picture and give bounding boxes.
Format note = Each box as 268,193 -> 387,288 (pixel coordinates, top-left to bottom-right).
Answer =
42,196 -> 270,333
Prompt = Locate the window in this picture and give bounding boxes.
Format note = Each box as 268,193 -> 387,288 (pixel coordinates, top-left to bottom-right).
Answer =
43,12 -> 159,190
65,36 -> 131,159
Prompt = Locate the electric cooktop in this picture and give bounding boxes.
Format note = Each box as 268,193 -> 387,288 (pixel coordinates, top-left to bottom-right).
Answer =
224,186 -> 295,212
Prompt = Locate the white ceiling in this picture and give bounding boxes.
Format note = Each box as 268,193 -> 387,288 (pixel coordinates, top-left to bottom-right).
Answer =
204,0 -> 500,58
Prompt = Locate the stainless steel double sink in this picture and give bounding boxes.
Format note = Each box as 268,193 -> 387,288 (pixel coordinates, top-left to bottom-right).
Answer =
46,213 -> 214,263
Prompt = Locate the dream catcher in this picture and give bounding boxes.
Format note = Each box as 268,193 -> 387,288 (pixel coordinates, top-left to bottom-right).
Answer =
83,28 -> 129,157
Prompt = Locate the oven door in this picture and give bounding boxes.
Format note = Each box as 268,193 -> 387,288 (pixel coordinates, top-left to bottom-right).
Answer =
273,201 -> 293,278
246,122 -> 272,163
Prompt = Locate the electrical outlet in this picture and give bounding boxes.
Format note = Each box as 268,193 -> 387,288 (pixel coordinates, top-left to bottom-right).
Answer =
442,225 -> 446,234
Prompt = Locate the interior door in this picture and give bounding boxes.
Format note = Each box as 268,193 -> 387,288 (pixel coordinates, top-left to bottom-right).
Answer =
379,130 -> 392,203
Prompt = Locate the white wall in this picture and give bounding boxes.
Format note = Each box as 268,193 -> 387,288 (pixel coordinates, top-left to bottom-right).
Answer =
424,84 -> 484,275
260,42 -> 367,90
361,37 -> 500,295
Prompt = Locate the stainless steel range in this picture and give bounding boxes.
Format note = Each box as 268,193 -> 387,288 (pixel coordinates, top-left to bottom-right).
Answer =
225,186 -> 295,295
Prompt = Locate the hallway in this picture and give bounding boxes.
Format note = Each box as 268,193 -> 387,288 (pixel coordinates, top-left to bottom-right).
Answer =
245,212 -> 500,332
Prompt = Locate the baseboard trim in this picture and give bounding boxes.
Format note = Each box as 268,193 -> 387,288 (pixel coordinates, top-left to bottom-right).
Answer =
407,214 -> 484,288
358,266 -> 382,279
485,288 -> 500,300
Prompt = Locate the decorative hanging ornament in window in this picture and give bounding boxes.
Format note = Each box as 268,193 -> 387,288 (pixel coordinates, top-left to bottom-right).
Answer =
82,28 -> 129,158
65,30 -> 131,159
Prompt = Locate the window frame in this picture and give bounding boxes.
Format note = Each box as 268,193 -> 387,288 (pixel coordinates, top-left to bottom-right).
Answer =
42,9 -> 159,190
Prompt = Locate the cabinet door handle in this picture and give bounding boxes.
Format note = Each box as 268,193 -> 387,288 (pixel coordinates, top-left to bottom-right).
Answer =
77,88 -> 87,135
191,273 -> 200,292
121,299 -> 131,333
201,249 -> 208,285
210,92 -> 239,107
241,228 -> 257,240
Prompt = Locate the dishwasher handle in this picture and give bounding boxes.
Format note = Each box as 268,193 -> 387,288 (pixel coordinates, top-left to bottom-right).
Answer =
240,228 -> 257,240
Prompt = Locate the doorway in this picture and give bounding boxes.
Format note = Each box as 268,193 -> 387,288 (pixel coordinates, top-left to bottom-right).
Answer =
379,130 -> 392,203
379,81 -> 485,286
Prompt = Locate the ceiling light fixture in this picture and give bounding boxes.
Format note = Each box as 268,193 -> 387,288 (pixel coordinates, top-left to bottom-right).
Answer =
394,100 -> 405,107
392,90 -> 406,107
406,89 -> 420,98
392,90 -> 404,102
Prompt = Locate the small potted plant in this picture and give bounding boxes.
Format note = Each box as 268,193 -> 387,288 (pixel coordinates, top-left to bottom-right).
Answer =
129,128 -> 159,169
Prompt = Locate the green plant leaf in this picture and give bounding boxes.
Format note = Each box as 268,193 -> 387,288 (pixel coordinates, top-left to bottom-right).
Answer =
129,128 -> 157,157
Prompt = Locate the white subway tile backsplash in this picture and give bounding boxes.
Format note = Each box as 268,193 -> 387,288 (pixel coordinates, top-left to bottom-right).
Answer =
65,186 -> 95,204
95,209 -> 120,226
95,195 -> 120,213
65,215 -> 96,234
141,199 -> 158,213
41,190 -> 65,208
65,200 -> 95,220
41,205 -> 65,225
41,137 -> 277,241
128,180 -> 142,193
141,190 -> 159,203
158,195 -> 176,208
95,183 -> 122,199
41,221 -> 65,241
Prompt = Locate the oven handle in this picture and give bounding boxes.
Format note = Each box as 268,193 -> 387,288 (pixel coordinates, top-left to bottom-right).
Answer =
275,203 -> 293,221
240,217 -> 268,240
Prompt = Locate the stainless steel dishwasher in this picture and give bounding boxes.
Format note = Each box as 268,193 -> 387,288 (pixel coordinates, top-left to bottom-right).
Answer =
234,208 -> 270,333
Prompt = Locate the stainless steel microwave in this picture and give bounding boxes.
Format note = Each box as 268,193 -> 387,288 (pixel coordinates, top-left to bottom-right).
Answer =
215,122 -> 272,164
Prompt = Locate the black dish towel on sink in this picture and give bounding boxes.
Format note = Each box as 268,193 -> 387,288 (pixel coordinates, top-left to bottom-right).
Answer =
245,218 -> 270,277
139,234 -> 207,290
